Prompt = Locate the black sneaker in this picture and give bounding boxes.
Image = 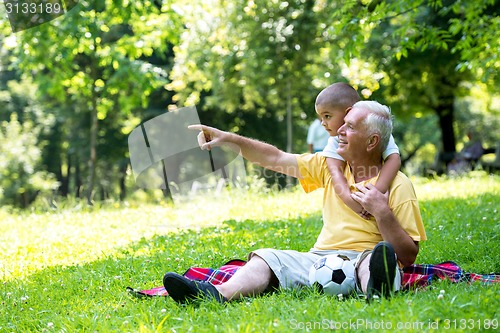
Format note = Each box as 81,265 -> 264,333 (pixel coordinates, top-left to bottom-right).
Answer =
163,272 -> 227,304
367,241 -> 397,301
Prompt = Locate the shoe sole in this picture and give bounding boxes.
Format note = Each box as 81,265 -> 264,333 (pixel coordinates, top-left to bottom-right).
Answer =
163,273 -> 198,303
367,242 -> 396,299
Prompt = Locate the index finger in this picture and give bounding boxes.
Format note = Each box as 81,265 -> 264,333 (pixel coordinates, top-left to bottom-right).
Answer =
188,124 -> 206,131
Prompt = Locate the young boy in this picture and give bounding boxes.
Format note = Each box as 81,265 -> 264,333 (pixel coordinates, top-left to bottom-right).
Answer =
315,83 -> 401,218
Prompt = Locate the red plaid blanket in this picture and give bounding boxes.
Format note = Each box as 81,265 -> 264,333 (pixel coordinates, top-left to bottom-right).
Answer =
127,260 -> 499,297
127,259 -> 246,297
402,261 -> 500,288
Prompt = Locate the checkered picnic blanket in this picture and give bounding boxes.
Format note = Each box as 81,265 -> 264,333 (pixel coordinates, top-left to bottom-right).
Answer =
127,259 -> 246,297
402,261 -> 500,288
127,260 -> 499,297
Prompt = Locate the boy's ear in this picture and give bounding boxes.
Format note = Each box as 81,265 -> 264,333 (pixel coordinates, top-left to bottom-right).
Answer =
366,134 -> 381,152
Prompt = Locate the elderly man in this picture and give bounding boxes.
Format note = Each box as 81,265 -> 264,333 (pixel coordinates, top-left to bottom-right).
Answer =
164,97 -> 426,303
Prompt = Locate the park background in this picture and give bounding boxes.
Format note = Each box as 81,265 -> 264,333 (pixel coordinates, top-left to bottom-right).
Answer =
0,0 -> 499,208
0,1 -> 499,332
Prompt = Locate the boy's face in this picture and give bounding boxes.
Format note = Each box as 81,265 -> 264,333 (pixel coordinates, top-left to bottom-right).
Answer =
315,104 -> 346,136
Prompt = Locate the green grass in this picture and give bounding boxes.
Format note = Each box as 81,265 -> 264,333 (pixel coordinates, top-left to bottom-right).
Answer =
1,173 -> 499,332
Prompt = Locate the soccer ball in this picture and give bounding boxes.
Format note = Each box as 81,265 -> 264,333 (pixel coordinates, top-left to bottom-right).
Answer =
308,254 -> 356,296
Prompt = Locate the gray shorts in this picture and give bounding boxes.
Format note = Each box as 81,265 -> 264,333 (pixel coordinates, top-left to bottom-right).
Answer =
250,248 -> 362,289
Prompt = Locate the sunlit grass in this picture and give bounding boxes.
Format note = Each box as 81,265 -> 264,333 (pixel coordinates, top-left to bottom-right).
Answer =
1,173 -> 499,332
0,186 -> 325,281
412,171 -> 500,200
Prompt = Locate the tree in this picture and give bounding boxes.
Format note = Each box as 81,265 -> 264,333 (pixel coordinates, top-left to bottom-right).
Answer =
0,38 -> 60,207
379,0 -> 498,169
8,0 -> 181,203
0,114 -> 59,207
321,0 -> 500,170
338,0 -> 499,83
166,0 -> 500,178
169,0 -> 369,187
363,5 -> 470,165
169,0 -> 336,146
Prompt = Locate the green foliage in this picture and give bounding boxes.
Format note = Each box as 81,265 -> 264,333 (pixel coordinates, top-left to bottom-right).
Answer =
454,82 -> 500,149
0,114 -> 59,207
6,0 -> 183,201
393,113 -> 441,173
168,0 -> 500,167
357,0 -> 500,159
447,0 -> 500,82
358,0 -> 500,85
1,0 -> 500,207
168,0 -> 335,151
0,175 -> 499,331
11,1 -> 180,110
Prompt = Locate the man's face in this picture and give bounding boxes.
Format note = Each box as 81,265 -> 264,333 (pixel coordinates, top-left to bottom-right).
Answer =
336,107 -> 370,160
315,104 -> 345,136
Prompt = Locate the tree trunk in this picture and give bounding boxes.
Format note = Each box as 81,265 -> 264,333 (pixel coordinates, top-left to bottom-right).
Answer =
86,52 -> 98,205
432,95 -> 458,176
286,80 -> 293,154
437,110 -> 456,153
119,160 -> 127,201
286,80 -> 293,188
60,150 -> 70,197
75,158 -> 82,198
86,96 -> 98,205
436,104 -> 457,166
44,121 -> 65,196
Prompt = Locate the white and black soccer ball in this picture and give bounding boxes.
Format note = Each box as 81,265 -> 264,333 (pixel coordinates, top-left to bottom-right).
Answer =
308,254 -> 356,296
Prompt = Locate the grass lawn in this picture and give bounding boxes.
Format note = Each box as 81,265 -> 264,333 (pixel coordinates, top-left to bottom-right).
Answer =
1,173 -> 499,332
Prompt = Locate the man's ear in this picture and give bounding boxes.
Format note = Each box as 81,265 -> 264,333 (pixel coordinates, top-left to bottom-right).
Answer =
366,134 -> 381,152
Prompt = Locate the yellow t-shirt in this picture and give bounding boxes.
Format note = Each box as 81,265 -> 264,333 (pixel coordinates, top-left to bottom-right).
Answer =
298,153 -> 427,252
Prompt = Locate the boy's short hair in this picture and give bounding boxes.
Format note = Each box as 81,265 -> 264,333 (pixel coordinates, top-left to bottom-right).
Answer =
315,83 -> 361,112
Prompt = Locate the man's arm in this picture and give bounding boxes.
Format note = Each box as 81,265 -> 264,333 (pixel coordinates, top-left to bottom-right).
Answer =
189,124 -> 303,179
351,183 -> 419,266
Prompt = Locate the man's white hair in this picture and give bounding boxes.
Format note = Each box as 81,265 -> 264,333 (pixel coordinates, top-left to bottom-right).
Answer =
352,100 -> 393,151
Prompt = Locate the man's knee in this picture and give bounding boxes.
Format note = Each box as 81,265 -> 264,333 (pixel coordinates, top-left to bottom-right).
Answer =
248,254 -> 279,290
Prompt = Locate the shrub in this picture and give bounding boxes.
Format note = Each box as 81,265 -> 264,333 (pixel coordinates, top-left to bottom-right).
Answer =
0,114 -> 59,207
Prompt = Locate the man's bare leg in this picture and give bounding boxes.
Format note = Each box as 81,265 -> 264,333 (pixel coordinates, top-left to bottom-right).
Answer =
163,254 -> 276,303
356,242 -> 399,300
356,253 -> 371,293
215,255 -> 274,301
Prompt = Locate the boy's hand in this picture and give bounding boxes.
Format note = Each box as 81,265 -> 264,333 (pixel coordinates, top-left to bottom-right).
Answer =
359,209 -> 372,220
339,194 -> 371,219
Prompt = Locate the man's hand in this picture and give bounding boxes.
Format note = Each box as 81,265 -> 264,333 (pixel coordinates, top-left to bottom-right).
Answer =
352,182 -> 418,266
351,183 -> 390,218
188,124 -> 228,151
